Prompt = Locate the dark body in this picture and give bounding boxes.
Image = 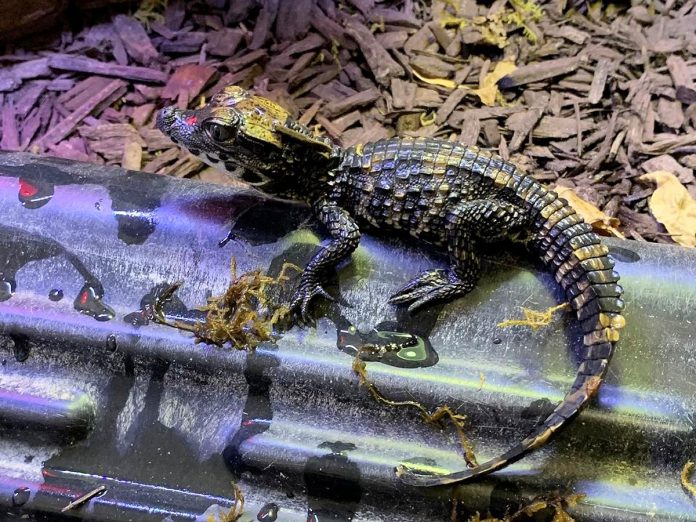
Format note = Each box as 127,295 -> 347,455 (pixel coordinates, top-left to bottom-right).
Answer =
333,138 -> 522,246
311,136 -> 625,486
157,90 -> 625,488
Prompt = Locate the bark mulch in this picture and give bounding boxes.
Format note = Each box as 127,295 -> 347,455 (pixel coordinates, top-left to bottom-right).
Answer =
1,0 -> 695,245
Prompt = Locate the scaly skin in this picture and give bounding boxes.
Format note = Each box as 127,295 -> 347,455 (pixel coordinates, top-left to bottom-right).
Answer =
157,86 -> 625,487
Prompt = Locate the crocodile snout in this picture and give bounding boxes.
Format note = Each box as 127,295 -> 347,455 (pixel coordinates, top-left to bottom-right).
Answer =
156,106 -> 177,134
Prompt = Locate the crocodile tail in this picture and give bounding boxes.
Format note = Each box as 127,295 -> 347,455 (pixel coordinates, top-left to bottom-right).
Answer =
400,173 -> 625,487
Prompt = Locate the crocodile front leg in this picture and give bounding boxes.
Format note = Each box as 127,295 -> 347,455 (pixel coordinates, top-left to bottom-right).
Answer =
290,198 -> 361,320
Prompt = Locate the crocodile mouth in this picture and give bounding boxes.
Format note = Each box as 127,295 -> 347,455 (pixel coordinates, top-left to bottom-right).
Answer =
232,169 -> 272,189
239,170 -> 268,185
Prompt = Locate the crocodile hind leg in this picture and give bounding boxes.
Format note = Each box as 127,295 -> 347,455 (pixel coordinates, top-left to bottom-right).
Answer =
389,199 -> 529,313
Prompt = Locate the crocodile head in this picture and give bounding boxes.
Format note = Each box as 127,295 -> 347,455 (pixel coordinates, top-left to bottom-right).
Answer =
157,85 -> 336,198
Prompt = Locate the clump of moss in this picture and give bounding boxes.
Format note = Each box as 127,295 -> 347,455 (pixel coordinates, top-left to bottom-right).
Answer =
498,303 -> 571,330
154,258 -> 300,351
133,0 -> 168,30
439,0 -> 543,48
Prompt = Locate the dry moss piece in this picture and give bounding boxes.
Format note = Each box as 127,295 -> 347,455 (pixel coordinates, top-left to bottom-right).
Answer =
466,491 -> 585,522
353,347 -> 478,468
439,0 -> 543,48
498,303 -> 571,331
154,258 -> 299,350
682,461 -> 696,499
205,482 -> 245,522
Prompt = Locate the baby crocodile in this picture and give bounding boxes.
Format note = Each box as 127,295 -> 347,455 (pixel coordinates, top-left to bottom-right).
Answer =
157,85 -> 625,487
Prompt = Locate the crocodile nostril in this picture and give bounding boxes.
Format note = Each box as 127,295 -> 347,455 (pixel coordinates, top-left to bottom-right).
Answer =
156,107 -> 176,132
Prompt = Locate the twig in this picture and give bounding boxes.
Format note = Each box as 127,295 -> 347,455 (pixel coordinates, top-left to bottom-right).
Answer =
61,486 -> 107,513
352,348 -> 478,468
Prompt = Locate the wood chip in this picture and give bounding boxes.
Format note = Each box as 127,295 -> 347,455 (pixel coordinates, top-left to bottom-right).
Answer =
113,15 -> 159,66
507,109 -> 543,152
35,79 -> 127,148
345,19 -> 404,87
458,115 -> 480,147
533,116 -> 594,139
435,88 -> 467,125
499,56 -> 585,89
391,78 -> 417,110
642,155 -> 695,185
161,64 -> 217,109
121,139 -> 143,170
48,54 -> 167,83
656,97 -> 685,129
588,58 -> 614,104
322,88 -> 381,118
0,101 -> 19,150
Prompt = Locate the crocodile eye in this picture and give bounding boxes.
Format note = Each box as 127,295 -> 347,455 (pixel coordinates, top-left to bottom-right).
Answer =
205,122 -> 235,142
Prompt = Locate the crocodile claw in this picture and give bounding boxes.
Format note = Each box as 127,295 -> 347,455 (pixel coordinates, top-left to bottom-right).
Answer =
289,277 -> 334,322
389,269 -> 473,313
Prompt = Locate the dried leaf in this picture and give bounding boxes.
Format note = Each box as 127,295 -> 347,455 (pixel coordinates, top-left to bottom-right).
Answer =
412,68 -> 459,89
472,61 -> 517,107
639,171 -> 696,247
412,61 -> 515,107
555,186 -> 625,238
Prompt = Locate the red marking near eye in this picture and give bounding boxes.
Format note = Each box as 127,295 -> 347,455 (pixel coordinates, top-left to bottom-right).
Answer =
19,179 -> 39,198
79,291 -> 89,305
185,115 -> 198,126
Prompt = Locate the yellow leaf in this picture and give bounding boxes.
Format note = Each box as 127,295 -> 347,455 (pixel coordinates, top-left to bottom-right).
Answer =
411,69 -> 459,90
472,61 -> 516,106
412,61 -> 515,107
554,186 -> 625,238
420,111 -> 437,126
639,170 -> 696,248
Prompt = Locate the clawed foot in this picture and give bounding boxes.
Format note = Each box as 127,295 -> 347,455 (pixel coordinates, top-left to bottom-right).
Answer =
289,274 -> 334,323
389,269 -> 473,313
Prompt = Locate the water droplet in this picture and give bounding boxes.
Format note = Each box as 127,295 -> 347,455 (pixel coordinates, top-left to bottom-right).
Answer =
106,334 -> 118,351
0,278 -> 16,301
257,502 -> 279,521
12,487 -> 30,506
49,288 -> 64,301
12,335 -> 30,363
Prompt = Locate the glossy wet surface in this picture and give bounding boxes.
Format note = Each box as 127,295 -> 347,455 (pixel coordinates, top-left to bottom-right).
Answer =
0,153 -> 695,521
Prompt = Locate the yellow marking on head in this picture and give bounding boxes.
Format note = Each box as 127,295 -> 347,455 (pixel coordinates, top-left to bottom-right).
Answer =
210,87 -> 291,149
